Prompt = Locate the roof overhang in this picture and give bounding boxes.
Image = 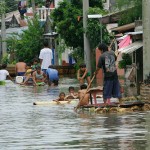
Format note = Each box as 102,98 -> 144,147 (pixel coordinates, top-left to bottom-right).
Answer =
99,7 -> 134,24
118,41 -> 143,54
111,23 -> 135,33
43,32 -> 58,39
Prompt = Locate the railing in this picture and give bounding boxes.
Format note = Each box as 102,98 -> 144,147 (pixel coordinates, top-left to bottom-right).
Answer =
36,8 -> 55,21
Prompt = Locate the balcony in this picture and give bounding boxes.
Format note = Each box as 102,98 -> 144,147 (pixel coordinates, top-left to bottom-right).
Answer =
36,7 -> 55,21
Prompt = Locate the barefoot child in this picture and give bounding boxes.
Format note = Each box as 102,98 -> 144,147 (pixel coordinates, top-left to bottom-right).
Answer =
77,63 -> 91,85
21,63 -> 33,85
65,86 -> 78,99
75,84 -> 90,110
53,92 -> 74,104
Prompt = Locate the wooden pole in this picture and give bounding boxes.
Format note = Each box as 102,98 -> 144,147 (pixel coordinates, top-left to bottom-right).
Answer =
31,0 -> 36,16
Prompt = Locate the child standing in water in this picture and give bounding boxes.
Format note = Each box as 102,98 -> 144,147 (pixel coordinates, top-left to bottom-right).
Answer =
0,64 -> 13,81
77,63 -> 91,85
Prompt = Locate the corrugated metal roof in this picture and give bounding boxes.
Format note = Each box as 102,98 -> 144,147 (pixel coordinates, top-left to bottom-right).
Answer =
0,27 -> 28,38
118,41 -> 143,54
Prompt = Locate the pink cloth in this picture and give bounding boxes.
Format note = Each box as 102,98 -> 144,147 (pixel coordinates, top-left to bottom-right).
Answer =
118,35 -> 131,49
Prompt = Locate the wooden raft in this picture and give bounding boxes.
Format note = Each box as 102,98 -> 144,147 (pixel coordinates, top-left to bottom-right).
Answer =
140,84 -> 150,101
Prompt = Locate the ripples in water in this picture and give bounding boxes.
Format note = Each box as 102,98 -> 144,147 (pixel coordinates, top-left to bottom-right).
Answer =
0,78 -> 150,150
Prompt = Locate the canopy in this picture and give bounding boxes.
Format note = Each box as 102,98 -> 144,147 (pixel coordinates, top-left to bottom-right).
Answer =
118,41 -> 143,54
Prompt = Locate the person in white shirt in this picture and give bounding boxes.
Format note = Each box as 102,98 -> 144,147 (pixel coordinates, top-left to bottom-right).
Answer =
39,41 -> 53,74
0,64 -> 13,81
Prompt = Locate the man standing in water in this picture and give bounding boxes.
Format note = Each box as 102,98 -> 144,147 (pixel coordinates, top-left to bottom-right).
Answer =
15,58 -> 27,76
95,43 -> 122,105
39,41 -> 53,74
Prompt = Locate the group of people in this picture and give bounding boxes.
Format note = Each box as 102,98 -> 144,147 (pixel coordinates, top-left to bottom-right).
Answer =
55,42 -> 122,109
0,41 -> 122,108
74,42 -> 122,109
53,84 -> 90,108
15,41 -> 58,86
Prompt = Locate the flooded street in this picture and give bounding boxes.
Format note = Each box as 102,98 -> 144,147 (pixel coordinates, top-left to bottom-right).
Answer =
0,78 -> 150,150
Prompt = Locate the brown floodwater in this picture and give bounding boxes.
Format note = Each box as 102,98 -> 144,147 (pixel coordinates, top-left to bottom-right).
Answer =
0,77 -> 150,150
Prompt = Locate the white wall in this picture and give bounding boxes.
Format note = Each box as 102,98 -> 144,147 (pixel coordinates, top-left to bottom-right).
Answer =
55,0 -> 63,8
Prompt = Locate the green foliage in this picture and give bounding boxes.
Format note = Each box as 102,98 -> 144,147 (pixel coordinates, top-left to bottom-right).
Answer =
51,0 -> 84,61
5,0 -> 18,13
51,0 -> 104,62
28,0 -> 46,7
0,1 -> 6,16
14,16 -> 44,63
116,0 -> 142,25
6,35 -> 19,64
86,8 -> 110,50
89,0 -> 103,8
52,1 -> 83,48
0,0 -> 18,14
118,54 -> 132,69
0,81 -> 6,85
1,54 -> 9,64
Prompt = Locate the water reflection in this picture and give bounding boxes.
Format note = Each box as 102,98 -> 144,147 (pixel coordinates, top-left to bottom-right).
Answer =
0,78 -> 150,149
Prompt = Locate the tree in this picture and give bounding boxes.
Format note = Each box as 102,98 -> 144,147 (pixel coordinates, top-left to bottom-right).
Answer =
86,7 -> 110,50
116,0 -> 142,25
14,17 -> 44,62
5,0 -> 18,13
51,0 -> 104,61
52,1 -> 83,48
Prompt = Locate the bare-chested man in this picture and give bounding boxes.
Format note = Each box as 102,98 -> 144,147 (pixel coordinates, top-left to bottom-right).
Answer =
15,58 -> 27,76
75,84 -> 90,110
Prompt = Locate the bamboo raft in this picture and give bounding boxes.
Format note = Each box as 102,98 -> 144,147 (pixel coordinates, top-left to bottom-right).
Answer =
79,95 -> 150,113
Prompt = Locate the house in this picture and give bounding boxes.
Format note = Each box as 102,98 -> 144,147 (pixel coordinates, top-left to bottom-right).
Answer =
0,0 -> 73,66
112,20 -> 143,94
95,5 -> 143,91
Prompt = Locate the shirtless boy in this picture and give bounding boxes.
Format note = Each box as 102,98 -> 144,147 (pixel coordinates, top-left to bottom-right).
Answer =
75,84 -> 90,110
65,86 -> 78,99
15,58 -> 26,76
53,92 -> 74,104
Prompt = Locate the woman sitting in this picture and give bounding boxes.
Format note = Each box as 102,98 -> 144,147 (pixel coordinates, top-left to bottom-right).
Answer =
32,66 -> 47,86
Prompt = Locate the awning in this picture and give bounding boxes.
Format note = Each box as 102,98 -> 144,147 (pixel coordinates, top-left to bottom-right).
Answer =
118,41 -> 143,54
111,23 -> 135,33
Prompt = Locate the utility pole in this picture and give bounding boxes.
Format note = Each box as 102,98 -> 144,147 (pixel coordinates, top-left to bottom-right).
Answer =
83,0 -> 91,74
1,0 -> 7,58
31,0 -> 36,16
142,0 -> 150,79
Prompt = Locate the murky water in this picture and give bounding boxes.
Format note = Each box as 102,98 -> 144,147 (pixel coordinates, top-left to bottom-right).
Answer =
0,78 -> 150,150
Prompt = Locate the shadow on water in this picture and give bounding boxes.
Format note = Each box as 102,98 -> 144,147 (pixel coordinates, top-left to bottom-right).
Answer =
0,77 -> 150,149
